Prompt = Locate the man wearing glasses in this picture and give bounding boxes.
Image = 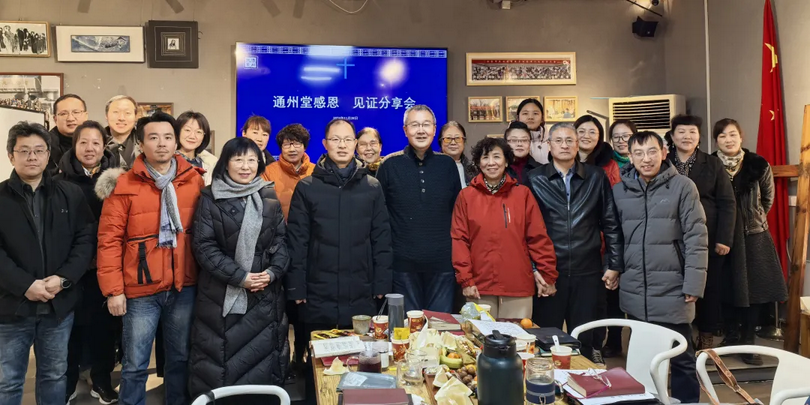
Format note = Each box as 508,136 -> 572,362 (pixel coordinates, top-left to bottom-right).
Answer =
261,123 -> 315,220
376,105 -> 462,312
526,122 -> 623,363
0,122 -> 95,405
504,121 -> 541,184
47,94 -> 88,175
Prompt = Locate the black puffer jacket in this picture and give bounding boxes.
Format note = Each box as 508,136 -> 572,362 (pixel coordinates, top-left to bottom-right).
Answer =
286,156 -> 393,326
526,160 -> 623,276
188,184 -> 290,398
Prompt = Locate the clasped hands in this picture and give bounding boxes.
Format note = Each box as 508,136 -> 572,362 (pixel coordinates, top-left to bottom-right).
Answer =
25,275 -> 64,302
243,271 -> 273,292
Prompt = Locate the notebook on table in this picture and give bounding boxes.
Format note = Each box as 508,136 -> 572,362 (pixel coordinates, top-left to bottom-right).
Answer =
338,388 -> 412,405
567,367 -> 645,398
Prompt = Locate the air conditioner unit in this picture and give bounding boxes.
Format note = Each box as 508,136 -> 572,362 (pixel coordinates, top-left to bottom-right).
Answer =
608,94 -> 686,136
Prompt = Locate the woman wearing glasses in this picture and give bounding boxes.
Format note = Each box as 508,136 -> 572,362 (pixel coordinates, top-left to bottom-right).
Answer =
355,127 -> 383,177
608,120 -> 637,169
504,121 -> 540,184
515,98 -> 549,164
574,115 -> 621,186
176,111 -> 219,186
261,123 -> 315,220
438,121 -> 477,187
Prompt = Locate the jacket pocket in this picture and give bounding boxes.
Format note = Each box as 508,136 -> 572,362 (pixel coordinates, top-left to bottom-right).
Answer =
672,240 -> 685,272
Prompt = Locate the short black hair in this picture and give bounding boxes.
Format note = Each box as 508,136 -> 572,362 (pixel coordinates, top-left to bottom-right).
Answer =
356,127 -> 382,144
574,115 -> 605,140
134,112 -> 177,144
175,111 -> 211,154
53,94 -> 87,116
471,136 -> 515,167
241,115 -> 270,134
515,98 -> 545,119
325,119 -> 355,139
712,118 -> 742,141
608,119 -> 637,138
670,114 -> 703,133
439,121 -> 467,142
275,124 -> 310,149
212,137 -> 267,181
628,131 -> 664,151
503,121 -> 531,142
72,120 -> 109,150
7,121 -> 51,155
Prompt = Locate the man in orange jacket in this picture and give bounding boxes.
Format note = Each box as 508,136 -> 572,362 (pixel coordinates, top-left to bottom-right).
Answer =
262,123 -> 315,219
96,112 -> 204,405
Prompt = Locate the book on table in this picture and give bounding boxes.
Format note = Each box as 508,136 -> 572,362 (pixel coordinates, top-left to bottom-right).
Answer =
310,336 -> 365,359
567,367 -> 645,398
339,388 -> 412,405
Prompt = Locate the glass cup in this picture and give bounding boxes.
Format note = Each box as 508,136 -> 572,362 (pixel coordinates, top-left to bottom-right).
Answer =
396,349 -> 426,386
352,315 -> 371,335
407,310 -> 426,333
372,315 -> 389,340
372,341 -> 390,370
349,349 -> 382,373
550,346 -> 572,370
525,357 -> 556,405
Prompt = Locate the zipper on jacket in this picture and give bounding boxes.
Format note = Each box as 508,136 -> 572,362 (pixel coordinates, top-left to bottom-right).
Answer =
502,204 -> 508,228
10,186 -> 45,273
642,186 -> 649,321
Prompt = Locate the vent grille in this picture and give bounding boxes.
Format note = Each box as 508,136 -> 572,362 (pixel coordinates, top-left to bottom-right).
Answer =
609,95 -> 685,135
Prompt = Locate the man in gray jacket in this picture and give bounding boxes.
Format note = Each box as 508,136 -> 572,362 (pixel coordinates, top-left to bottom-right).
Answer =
612,131 -> 708,403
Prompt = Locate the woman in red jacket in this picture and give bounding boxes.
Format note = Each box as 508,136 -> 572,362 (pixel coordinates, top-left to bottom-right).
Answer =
451,137 -> 557,319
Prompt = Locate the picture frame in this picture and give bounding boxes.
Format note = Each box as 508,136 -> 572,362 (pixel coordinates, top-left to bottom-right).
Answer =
55,25 -> 145,62
466,52 -> 576,86
544,96 -> 578,122
468,96 -> 503,123
136,102 -> 173,118
0,21 -> 51,57
146,20 -> 199,69
0,73 -> 64,126
505,96 -> 541,122
487,134 -> 504,138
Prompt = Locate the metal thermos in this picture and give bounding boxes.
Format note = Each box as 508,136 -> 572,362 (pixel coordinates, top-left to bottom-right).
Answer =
477,330 -> 524,405
385,293 -> 405,339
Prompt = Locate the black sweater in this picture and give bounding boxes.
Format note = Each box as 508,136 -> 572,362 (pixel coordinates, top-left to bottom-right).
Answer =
376,147 -> 462,273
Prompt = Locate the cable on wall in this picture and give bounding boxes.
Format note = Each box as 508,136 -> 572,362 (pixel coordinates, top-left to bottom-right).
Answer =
325,0 -> 370,14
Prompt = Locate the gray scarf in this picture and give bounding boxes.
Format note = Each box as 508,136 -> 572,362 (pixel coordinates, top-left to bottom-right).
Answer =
212,175 -> 267,316
145,159 -> 183,248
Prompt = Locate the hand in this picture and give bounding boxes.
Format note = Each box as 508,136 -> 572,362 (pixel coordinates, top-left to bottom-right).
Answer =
534,272 -> 549,297
715,243 -> 730,256
296,299 -> 307,304
685,294 -> 698,303
42,275 -> 64,295
243,273 -> 271,292
107,294 -> 127,316
544,283 -> 557,297
376,295 -> 384,299
462,285 -> 480,299
602,270 -> 620,291
25,280 -> 55,302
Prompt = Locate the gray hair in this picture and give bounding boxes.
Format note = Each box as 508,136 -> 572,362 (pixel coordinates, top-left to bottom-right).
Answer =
548,122 -> 576,139
402,104 -> 436,126
105,95 -> 137,114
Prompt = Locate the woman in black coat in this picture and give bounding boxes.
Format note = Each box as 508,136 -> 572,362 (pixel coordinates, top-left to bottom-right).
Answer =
667,115 -> 736,350
188,138 -> 290,404
56,121 -> 122,404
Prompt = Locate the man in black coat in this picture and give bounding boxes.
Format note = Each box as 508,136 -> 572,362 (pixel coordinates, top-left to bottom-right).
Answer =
0,122 -> 95,405
286,118 -> 393,332
47,94 -> 88,175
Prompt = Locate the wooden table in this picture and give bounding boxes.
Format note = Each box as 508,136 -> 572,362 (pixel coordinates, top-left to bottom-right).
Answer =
311,331 -> 603,405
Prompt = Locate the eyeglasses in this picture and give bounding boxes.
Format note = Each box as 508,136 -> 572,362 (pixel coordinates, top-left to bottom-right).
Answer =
631,149 -> 661,159
281,141 -> 304,150
441,137 -> 464,145
507,138 -> 530,145
576,130 -> 598,138
229,157 -> 259,166
611,134 -> 632,142
182,128 -> 205,137
57,110 -> 86,118
406,122 -> 434,130
14,149 -> 49,158
549,138 -> 576,146
326,138 -> 356,146
358,141 -> 380,149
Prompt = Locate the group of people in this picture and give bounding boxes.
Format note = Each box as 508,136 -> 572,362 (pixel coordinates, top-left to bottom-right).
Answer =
0,92 -> 787,405
0,25 -> 48,55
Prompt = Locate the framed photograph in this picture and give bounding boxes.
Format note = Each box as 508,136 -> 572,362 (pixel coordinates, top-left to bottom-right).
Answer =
468,97 -> 503,123
0,73 -> 63,125
55,26 -> 144,62
0,21 -> 51,57
505,96 -> 541,122
487,134 -> 504,138
146,20 -> 199,69
466,52 -> 576,86
136,102 -> 173,118
544,96 -> 578,122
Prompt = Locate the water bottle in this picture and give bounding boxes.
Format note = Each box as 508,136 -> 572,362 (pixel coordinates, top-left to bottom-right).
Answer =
477,330 -> 524,405
385,293 -> 405,339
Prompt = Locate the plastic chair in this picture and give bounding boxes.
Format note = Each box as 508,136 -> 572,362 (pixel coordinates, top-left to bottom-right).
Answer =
696,345 -> 810,405
190,385 -> 291,405
570,318 -> 687,405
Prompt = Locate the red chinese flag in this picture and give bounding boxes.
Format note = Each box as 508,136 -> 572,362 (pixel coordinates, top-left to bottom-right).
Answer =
756,0 -> 789,279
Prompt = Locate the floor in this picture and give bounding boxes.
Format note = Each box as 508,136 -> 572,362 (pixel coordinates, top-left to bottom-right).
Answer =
24,330 -> 787,405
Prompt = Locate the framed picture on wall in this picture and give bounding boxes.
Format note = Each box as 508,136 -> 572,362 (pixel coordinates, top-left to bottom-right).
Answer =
0,73 -> 63,126
136,102 -> 173,118
505,96 -> 541,122
468,96 -> 503,123
146,20 -> 199,69
0,21 -> 51,57
55,26 -> 145,62
544,96 -> 578,122
466,52 -> 576,86
487,134 -> 504,138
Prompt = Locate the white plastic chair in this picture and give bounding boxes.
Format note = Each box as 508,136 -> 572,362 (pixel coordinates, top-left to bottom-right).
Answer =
570,318 -> 687,405
190,385 -> 291,405
697,345 -> 810,405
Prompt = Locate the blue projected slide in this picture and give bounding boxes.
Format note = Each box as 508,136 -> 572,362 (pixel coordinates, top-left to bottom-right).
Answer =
235,43 -> 448,159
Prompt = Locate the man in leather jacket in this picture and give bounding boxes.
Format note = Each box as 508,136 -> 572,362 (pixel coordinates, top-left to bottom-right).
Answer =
526,122 -> 623,363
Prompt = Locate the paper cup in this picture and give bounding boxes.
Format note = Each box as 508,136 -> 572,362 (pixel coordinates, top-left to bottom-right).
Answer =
550,346 -> 572,370
407,310 -> 426,333
372,315 -> 389,340
392,339 -> 410,363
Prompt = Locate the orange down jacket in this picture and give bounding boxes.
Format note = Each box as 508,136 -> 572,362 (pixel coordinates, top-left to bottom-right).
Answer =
451,174 -> 557,297
96,154 -> 205,299
261,153 -> 315,219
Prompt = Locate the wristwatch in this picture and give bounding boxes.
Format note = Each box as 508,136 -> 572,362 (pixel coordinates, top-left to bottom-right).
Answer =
60,277 -> 72,289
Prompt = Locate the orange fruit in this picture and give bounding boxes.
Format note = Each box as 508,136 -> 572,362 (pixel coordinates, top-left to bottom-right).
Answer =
447,352 -> 461,359
520,318 -> 533,329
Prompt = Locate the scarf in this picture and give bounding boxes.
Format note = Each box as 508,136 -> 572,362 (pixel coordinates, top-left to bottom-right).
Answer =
325,157 -> 357,186
717,150 -> 744,181
145,159 -> 183,248
672,149 -> 697,176
511,156 -> 528,183
484,175 -> 507,194
613,150 -> 631,168
212,175 -> 267,316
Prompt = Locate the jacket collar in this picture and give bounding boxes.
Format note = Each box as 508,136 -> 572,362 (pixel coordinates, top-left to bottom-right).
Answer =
541,159 -> 586,179
621,160 -> 677,191
277,153 -> 313,177
404,145 -> 435,161
58,147 -> 117,181
313,154 -> 367,186
8,169 -> 53,196
469,172 -> 517,195
130,153 -> 200,185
